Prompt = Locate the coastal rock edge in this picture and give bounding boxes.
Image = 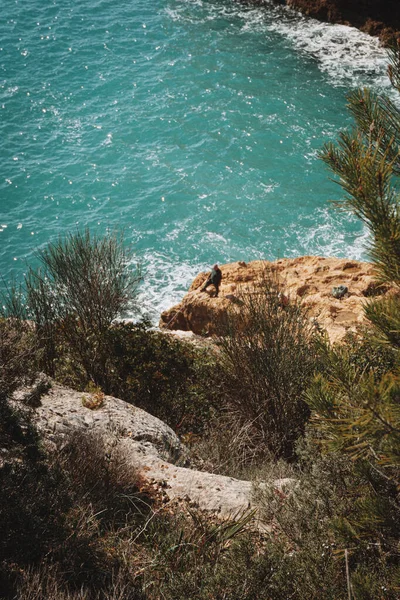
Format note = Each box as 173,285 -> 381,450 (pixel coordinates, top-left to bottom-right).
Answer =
159,256 -> 395,343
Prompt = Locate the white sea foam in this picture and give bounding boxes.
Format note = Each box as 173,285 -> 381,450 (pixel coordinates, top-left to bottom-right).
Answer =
293,207 -> 371,260
222,0 -> 389,90
266,16 -> 389,89
172,0 -> 390,91
132,252 -> 208,322
182,0 -> 390,92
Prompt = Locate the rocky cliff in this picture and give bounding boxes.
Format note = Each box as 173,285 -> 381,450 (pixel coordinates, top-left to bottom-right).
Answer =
160,256 -> 395,344
281,0 -> 400,43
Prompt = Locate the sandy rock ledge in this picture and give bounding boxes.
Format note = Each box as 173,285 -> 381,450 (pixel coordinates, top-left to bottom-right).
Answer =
160,256 -> 395,343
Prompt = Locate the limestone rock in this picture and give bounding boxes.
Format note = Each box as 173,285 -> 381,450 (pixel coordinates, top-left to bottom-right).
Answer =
32,382 -> 292,520
35,382 -> 187,465
159,256 -> 396,343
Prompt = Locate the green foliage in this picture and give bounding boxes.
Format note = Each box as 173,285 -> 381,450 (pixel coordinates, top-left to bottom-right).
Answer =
315,42 -> 400,471
140,509 -> 259,600
217,271 -> 319,459
51,320 -> 218,434
21,229 -> 141,390
0,316 -> 42,470
343,329 -> 399,378
306,340 -> 400,468
255,437 -> 400,600
1,230 -> 217,435
104,322 -> 218,433
307,46 -> 400,595
5,420 -> 398,600
305,340 -> 400,593
363,294 -> 400,351
0,317 -> 38,402
321,44 -> 400,286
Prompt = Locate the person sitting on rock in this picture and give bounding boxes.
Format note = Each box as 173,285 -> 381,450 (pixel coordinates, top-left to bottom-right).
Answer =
201,264 -> 222,297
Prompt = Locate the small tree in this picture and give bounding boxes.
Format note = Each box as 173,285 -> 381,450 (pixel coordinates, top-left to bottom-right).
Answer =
24,229 -> 141,391
321,43 -> 400,287
316,42 -> 400,473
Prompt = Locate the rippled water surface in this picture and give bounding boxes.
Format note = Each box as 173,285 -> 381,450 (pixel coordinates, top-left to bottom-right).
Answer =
0,0 -> 390,318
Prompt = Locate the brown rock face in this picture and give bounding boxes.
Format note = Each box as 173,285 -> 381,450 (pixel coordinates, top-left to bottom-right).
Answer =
159,256 -> 394,343
283,0 -> 400,43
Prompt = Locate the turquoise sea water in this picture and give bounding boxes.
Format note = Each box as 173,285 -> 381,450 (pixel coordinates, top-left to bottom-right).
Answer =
0,0 -> 390,319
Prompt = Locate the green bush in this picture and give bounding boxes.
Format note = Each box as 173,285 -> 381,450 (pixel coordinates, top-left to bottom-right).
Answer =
342,328 -> 399,378
104,322 -> 219,434
21,229 -> 141,391
45,320 -> 218,435
217,271 -> 320,459
304,339 -> 400,597
252,435 -> 399,600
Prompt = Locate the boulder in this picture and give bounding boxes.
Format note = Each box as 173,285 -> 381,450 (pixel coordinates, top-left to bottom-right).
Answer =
32,382 -> 293,520
160,256 -> 396,343
35,382 -> 188,465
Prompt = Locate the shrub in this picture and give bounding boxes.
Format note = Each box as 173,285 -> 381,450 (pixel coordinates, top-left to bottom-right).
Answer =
103,322 -> 219,434
189,414 -> 276,479
342,328 -> 399,378
14,565 -> 145,600
57,429 -> 150,528
0,425 -> 150,599
253,435 -> 400,600
308,43 -> 400,597
51,320 -> 219,434
138,508 -> 261,600
0,316 -> 42,504
22,229 -> 141,391
304,340 -> 400,595
217,271 -> 320,459
0,317 -> 38,402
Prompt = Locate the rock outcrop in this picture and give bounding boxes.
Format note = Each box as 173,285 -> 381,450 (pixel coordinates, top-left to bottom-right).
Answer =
281,0 -> 400,43
160,256 -> 395,344
33,381 -> 292,520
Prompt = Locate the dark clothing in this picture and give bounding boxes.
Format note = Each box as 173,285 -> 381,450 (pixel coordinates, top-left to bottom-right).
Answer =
209,267 -> 222,286
202,267 -> 222,296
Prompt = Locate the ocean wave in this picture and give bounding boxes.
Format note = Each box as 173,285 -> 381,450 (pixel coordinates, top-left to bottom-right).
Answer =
132,252 -> 208,322
266,15 -> 389,89
169,0 -> 390,91
227,0 -> 389,90
283,207 -> 370,261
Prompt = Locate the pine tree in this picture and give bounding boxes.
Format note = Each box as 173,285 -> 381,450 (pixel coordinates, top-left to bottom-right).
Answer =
304,43 -> 400,597
314,41 -> 400,474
